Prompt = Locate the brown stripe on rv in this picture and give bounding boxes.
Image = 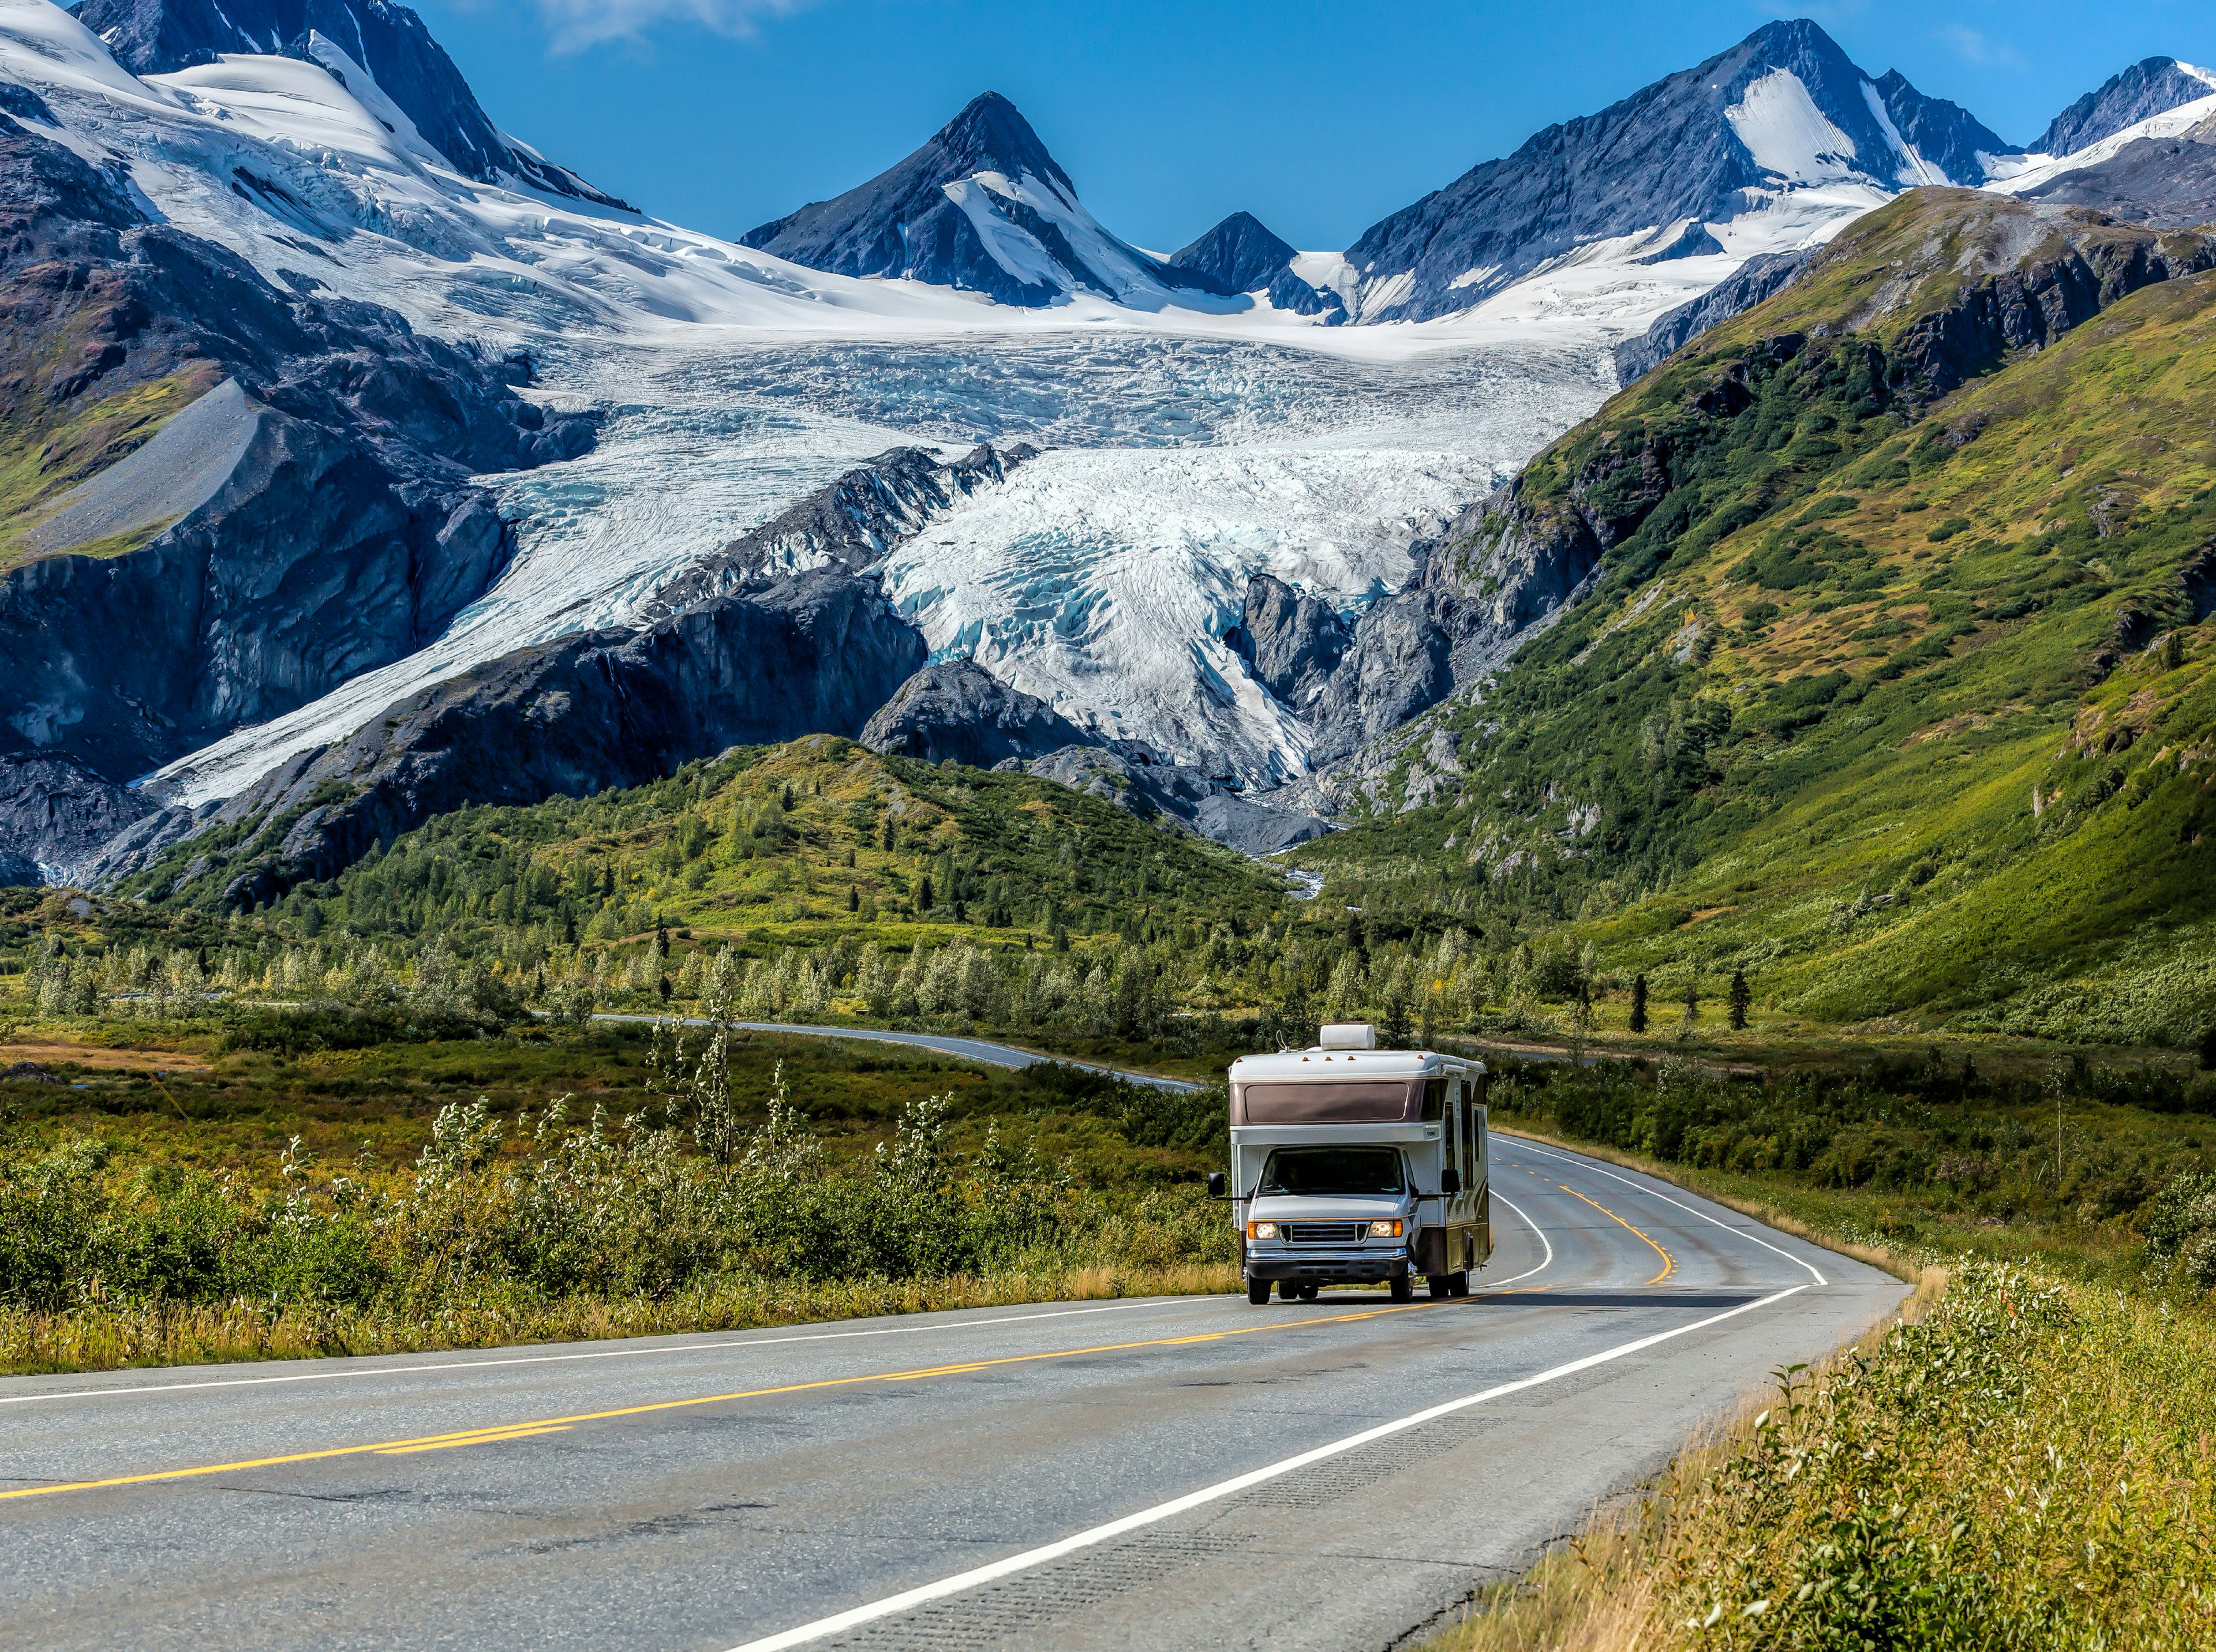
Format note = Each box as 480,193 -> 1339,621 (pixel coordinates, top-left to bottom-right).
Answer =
1234,1081 -> 1421,1124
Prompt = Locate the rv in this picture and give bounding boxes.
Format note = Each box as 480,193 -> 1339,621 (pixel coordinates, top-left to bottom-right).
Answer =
1208,1022 -> 1489,1305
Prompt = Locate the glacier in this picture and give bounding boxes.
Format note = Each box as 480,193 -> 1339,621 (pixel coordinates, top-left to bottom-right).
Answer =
0,0 -> 2167,825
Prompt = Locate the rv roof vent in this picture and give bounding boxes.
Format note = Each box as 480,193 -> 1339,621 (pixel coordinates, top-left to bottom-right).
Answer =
1318,1022 -> 1376,1051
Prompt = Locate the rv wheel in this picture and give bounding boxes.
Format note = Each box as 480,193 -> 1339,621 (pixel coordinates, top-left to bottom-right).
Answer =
1247,1278 -> 1271,1305
1298,1283 -> 1319,1301
1279,1279 -> 1303,1302
1450,1271 -> 1471,1297
1389,1274 -> 1413,1302
1426,1275 -> 1450,1299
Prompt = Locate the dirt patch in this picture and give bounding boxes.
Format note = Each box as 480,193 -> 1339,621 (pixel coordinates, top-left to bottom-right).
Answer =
0,1041 -> 208,1074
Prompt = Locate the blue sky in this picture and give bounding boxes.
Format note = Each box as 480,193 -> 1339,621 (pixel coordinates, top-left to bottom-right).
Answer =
420,1 -> 2216,250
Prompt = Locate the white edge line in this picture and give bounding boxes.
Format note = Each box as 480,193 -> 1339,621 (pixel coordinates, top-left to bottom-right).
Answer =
722,1281 -> 1814,1652
0,1299 -> 1173,1407
1504,1138 -> 1827,1287
1476,1189 -> 1552,1288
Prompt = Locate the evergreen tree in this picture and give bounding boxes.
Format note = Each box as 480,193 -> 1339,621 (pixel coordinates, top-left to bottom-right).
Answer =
2201,1024 -> 2216,1073
919,875 -> 934,911
654,923 -> 669,960
1683,977 -> 1699,1024
1630,973 -> 1648,1033
1053,924 -> 1069,953
847,885 -> 860,913
1728,969 -> 1750,1031
1383,994 -> 1412,1048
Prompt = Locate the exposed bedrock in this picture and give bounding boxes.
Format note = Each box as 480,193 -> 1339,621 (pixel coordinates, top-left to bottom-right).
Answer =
1226,573 -> 1350,711
0,111 -> 594,792
859,660 -> 1089,769
141,567 -> 927,905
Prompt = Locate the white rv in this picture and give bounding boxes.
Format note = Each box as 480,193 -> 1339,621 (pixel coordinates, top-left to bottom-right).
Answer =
1209,1022 -> 1490,1304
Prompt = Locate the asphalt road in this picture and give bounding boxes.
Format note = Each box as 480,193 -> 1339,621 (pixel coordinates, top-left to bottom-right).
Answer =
0,1138 -> 1904,1651
592,1014 -> 1206,1092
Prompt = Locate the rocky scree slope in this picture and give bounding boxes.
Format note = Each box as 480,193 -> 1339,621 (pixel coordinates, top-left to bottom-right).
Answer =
70,0 -> 630,205
1292,188 -> 2216,1042
0,110 -> 592,872
2025,111 -> 2216,230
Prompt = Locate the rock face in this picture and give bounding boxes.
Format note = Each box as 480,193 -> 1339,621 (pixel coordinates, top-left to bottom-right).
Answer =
1308,494 -> 1602,764
155,567 -> 927,903
1614,248 -> 1816,383
2035,58 -> 2216,157
1227,574 -> 1349,710
0,754 -> 161,885
1344,19 -> 2008,322
2025,114 -> 2216,228
0,113 -> 594,795
1165,212 -> 1297,295
860,660 -> 1088,769
69,0 -> 630,206
998,745 -> 1324,856
742,92 -> 1208,308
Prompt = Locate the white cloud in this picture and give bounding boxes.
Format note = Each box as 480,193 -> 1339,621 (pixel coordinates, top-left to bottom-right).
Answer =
518,0 -> 819,52
1937,24 -> 2024,70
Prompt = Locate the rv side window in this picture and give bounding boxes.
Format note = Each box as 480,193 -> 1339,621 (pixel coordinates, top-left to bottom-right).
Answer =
1257,1147 -> 1408,1197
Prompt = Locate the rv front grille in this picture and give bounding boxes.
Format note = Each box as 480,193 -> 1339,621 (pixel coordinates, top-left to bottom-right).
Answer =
1283,1222 -> 1364,1246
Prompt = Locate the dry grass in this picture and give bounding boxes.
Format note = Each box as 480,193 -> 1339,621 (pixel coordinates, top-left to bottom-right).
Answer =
0,1262 -> 1244,1376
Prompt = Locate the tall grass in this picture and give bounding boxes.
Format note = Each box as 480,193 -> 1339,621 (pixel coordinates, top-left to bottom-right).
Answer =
1435,1260 -> 2216,1650
0,1073 -> 1238,1376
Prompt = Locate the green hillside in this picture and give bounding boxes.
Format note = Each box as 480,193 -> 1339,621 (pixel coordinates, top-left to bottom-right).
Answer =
1298,190 -> 2216,1046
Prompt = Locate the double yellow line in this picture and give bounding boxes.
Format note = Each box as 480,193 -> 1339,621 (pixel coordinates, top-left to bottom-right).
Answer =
3,1297 -> 1454,1505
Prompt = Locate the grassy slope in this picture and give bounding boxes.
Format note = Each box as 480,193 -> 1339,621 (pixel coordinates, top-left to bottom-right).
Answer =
1297,191 -> 2216,1044
121,735 -> 1292,965
0,362 -> 216,570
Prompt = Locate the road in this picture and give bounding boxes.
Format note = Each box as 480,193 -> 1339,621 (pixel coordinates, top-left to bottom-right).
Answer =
593,1013 -> 1206,1092
0,1138 -> 1904,1651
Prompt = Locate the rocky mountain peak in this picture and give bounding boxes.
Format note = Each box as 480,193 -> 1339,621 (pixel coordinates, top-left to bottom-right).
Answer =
1166,211 -> 1297,296
2036,57 -> 2216,156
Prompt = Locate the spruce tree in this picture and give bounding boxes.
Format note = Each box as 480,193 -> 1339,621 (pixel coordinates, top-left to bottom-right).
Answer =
1728,969 -> 1750,1031
1683,977 -> 1698,1024
1629,973 -> 1648,1033
847,885 -> 860,913
919,875 -> 934,912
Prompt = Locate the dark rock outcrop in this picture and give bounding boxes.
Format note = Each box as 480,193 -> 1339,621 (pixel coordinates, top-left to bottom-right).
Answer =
653,441 -> 1031,609
0,113 -> 593,792
1227,574 -> 1349,710
163,566 -> 927,904
1614,248 -> 1816,383
70,0 -> 631,207
1309,496 -> 1603,764
1166,211 -> 1296,295
0,753 -> 163,886
860,660 -> 1087,769
1345,20 -> 2004,323
1871,69 -> 2013,185
998,744 -> 1324,855
2036,58 -> 2215,158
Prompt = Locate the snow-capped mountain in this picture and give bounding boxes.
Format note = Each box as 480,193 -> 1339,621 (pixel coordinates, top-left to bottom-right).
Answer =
71,0 -> 631,207
2034,57 -> 2216,157
8,0 -> 2216,890
741,92 -> 1230,311
1343,18 -> 2013,324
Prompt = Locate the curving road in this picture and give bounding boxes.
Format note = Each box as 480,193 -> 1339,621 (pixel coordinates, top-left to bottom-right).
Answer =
0,1137 -> 1904,1650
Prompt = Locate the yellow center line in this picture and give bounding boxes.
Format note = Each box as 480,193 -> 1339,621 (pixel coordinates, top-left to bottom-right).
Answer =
3,1297 -> 1462,1504
1555,1182 -> 1675,1285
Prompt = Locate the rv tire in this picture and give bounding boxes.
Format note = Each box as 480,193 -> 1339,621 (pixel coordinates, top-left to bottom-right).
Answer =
1247,1278 -> 1271,1305
1425,1275 -> 1450,1299
1449,1271 -> 1470,1297
1389,1274 -> 1413,1302
1279,1279 -> 1303,1302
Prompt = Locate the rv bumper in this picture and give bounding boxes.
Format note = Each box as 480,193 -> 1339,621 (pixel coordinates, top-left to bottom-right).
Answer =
1244,1247 -> 1410,1284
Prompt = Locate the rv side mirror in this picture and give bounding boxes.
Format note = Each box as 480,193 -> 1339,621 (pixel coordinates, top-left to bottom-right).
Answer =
1440,1168 -> 1462,1196
1207,1171 -> 1226,1198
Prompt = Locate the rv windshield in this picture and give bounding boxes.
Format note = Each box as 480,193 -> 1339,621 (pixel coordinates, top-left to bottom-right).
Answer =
1257,1146 -> 1407,1198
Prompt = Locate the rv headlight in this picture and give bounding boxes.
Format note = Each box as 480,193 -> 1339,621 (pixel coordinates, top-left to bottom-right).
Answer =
1248,1220 -> 1278,1241
1369,1219 -> 1403,1238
